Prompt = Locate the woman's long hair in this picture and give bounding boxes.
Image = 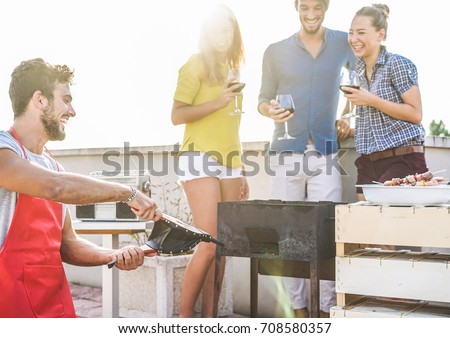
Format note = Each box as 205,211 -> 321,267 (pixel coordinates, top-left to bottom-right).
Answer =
198,5 -> 245,85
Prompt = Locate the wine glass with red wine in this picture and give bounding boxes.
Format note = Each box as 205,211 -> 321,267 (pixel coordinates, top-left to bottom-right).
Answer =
276,94 -> 295,140
227,69 -> 245,115
339,69 -> 360,118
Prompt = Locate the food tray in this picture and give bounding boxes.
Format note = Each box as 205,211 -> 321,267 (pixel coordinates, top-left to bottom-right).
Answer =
356,184 -> 450,206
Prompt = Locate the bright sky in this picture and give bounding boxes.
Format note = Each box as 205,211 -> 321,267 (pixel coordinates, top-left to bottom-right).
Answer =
0,0 -> 447,150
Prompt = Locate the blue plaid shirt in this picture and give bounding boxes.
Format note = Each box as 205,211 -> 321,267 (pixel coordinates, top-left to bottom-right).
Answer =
354,47 -> 425,154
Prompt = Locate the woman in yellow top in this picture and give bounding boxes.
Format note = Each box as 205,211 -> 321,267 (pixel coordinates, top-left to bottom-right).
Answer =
171,5 -> 249,317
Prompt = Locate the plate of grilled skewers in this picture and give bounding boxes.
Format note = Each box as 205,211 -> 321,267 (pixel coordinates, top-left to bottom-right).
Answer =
356,171 -> 450,206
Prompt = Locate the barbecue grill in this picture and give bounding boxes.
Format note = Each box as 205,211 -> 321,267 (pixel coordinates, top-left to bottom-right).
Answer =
215,200 -> 338,318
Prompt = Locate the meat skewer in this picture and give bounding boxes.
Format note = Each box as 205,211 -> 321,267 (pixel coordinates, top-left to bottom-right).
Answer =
382,171 -> 446,187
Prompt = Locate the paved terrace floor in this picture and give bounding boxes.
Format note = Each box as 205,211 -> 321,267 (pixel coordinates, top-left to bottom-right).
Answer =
71,283 -> 103,318
70,283 -> 245,318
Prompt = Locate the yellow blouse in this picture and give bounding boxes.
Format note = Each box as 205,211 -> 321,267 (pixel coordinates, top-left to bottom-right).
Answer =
173,54 -> 242,168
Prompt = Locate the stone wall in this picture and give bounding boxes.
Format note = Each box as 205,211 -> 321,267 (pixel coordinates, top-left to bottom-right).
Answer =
58,137 -> 450,317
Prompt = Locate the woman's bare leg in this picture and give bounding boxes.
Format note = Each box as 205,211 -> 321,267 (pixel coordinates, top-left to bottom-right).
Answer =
179,176 -> 242,317
179,177 -> 221,317
201,255 -> 226,317
200,178 -> 242,317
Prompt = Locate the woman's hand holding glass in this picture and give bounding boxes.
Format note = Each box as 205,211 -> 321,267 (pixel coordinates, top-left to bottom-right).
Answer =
339,69 -> 360,119
227,69 -> 245,115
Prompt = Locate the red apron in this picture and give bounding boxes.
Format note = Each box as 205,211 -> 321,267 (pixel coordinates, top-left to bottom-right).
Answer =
0,128 -> 76,318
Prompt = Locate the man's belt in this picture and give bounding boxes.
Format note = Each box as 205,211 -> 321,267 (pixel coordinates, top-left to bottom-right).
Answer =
368,145 -> 424,161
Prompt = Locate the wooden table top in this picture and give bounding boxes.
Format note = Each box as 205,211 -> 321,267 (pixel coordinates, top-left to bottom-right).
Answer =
73,220 -> 153,235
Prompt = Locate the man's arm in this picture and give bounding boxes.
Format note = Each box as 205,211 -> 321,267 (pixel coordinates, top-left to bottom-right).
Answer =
258,101 -> 271,117
60,210 -> 146,270
258,46 -> 276,119
257,47 -> 292,123
0,148 -> 160,220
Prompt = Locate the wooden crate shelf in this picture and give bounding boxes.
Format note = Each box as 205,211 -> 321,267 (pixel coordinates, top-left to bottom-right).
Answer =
331,297 -> 450,318
336,251 -> 450,303
335,203 -> 450,249
335,203 -> 450,313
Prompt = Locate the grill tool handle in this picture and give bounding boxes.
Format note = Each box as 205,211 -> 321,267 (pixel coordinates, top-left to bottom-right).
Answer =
207,237 -> 225,247
107,244 -> 157,269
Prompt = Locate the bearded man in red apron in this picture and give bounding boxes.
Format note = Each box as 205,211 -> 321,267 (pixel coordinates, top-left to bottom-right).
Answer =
0,59 -> 161,318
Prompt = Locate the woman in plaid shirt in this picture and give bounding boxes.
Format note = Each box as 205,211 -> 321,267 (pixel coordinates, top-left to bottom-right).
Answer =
339,4 -> 428,201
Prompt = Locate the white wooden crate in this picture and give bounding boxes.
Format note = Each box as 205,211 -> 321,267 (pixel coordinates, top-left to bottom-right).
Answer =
335,203 -> 450,248
336,252 -> 450,303
331,298 -> 450,318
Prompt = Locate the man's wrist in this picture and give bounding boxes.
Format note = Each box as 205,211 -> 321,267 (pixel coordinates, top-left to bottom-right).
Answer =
121,186 -> 138,203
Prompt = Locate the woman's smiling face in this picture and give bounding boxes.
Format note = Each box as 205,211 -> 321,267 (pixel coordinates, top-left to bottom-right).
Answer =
206,18 -> 234,55
348,15 -> 385,59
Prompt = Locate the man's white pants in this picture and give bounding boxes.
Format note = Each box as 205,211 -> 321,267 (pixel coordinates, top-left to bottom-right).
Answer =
269,146 -> 342,313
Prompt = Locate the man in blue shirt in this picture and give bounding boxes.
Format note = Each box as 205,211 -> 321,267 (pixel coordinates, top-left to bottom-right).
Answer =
258,0 -> 354,318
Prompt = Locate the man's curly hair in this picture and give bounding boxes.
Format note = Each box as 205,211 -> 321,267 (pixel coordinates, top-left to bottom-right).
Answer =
9,58 -> 74,118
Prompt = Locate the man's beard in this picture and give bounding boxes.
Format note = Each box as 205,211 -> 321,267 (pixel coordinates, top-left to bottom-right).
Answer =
40,106 -> 66,141
300,17 -> 324,35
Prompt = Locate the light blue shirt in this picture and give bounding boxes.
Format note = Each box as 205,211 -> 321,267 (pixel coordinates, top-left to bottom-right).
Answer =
259,29 -> 355,155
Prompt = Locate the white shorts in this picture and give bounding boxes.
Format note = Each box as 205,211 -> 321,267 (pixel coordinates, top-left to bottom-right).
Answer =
177,152 -> 242,182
